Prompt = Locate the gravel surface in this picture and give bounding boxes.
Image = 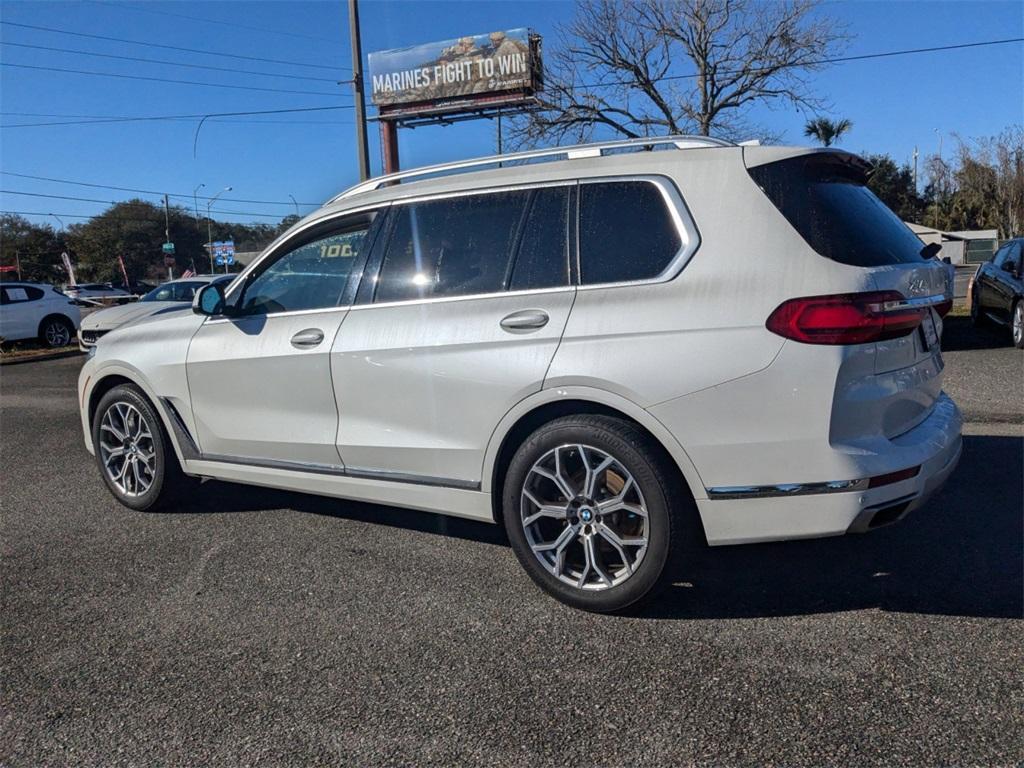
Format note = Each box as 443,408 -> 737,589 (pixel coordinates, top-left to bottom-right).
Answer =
1,329 -> 1021,767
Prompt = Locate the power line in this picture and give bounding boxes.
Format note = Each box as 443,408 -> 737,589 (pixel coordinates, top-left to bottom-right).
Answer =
0,41 -> 341,83
0,20 -> 345,72
85,0 -> 341,46
1,176 -> 321,206
0,104 -> 353,129
0,112 -> 354,126
0,61 -> 345,97
573,37 -> 1024,90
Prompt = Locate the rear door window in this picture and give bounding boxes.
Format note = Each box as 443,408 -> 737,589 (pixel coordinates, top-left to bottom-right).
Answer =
508,186 -> 570,291
375,190 -> 529,303
749,155 -> 927,268
578,181 -> 682,285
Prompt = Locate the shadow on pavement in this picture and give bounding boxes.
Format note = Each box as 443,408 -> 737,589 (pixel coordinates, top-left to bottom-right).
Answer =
177,434 -> 1022,621
941,315 -> 1013,351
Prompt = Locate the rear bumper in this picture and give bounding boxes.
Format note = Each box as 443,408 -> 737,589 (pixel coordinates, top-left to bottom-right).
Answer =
696,393 -> 962,545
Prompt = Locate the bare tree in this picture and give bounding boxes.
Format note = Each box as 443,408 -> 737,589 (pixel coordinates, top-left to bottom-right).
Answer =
921,128 -> 1023,238
513,0 -> 847,146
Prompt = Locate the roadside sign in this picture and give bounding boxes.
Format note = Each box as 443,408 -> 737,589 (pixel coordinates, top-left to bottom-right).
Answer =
212,240 -> 235,267
162,242 -> 176,254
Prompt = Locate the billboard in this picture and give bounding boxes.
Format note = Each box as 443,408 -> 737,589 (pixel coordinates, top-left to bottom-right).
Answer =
368,29 -> 541,113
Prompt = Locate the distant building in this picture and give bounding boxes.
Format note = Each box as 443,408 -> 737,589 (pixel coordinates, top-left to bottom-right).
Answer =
905,223 -> 999,265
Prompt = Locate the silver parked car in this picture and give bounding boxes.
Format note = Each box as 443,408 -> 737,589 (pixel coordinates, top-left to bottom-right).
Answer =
79,274 -> 234,351
78,136 -> 962,612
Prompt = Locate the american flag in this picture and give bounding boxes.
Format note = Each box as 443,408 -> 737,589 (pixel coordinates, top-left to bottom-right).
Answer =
181,269 -> 195,278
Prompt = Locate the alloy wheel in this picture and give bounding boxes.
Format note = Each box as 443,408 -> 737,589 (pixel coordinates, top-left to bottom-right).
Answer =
1014,303 -> 1023,346
98,402 -> 156,497
521,444 -> 648,591
44,321 -> 70,347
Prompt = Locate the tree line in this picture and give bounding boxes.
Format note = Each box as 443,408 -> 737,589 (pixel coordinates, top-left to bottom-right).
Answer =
0,202 -> 300,285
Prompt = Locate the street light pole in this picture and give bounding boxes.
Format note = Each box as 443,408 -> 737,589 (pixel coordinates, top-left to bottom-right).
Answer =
205,186 -> 232,274
193,183 -> 205,227
347,0 -> 370,181
288,194 -> 300,217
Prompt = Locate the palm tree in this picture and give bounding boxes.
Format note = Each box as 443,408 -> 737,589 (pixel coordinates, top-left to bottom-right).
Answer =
803,117 -> 853,147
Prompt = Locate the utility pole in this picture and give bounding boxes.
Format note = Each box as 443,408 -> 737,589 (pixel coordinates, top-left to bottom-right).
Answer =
163,193 -> 173,280
348,0 -> 371,181
912,146 -> 919,193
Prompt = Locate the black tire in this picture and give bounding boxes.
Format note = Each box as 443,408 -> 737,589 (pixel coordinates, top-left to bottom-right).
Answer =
970,288 -> 987,327
502,414 -> 702,613
38,315 -> 74,348
1012,300 -> 1024,349
91,384 -> 197,511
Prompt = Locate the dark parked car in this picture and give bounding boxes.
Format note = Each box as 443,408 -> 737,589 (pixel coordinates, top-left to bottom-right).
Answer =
971,238 -> 1023,348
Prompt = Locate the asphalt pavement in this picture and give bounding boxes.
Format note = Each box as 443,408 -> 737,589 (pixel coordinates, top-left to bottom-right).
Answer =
1,318 -> 1021,767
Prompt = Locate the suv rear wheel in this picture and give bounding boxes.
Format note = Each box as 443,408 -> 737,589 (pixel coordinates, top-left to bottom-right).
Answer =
1012,300 -> 1023,349
92,384 -> 195,511
503,414 -> 699,612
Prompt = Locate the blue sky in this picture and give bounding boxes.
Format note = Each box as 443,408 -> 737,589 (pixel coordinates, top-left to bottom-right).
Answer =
1,0 -> 1021,229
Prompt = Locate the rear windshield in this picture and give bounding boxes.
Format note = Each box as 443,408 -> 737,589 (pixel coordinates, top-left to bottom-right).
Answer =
748,155 -> 925,267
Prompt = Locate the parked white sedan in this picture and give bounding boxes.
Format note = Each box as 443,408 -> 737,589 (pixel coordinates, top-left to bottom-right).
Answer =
78,275 -> 234,351
0,281 -> 82,347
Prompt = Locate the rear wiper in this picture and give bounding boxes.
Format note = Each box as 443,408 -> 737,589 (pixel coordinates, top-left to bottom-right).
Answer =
920,242 -> 942,259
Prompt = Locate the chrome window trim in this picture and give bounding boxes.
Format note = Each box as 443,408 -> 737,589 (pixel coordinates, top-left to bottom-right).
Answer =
348,284 -> 576,313
576,175 -> 701,291
218,174 -> 697,319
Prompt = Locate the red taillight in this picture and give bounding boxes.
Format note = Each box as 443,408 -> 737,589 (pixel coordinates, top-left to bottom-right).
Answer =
934,298 -> 953,317
766,291 -> 925,345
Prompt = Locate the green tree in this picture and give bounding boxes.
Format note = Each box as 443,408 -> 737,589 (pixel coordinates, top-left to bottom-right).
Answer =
863,154 -> 924,222
66,200 -> 210,283
803,117 -> 853,147
0,214 -> 66,282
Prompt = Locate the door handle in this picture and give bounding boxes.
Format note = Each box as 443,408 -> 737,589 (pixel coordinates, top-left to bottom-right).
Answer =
500,309 -> 549,332
290,328 -> 325,348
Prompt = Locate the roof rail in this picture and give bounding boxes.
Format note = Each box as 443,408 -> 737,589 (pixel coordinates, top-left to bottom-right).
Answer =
329,134 -> 735,202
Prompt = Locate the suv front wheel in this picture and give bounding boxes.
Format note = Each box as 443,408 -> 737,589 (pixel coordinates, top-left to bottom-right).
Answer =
91,384 -> 194,511
503,414 -> 699,612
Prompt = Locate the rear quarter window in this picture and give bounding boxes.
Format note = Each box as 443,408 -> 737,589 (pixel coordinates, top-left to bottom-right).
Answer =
748,155 -> 926,268
578,180 -> 682,285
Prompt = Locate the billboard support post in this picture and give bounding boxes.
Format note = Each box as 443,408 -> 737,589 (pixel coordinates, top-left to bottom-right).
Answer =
347,0 -> 371,181
380,119 -> 400,174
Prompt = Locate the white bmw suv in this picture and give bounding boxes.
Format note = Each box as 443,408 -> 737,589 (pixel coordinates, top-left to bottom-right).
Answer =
78,136 -> 962,612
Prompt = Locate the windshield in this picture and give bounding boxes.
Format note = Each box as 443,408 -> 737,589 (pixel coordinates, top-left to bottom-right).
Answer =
748,155 -> 926,268
141,280 -> 207,303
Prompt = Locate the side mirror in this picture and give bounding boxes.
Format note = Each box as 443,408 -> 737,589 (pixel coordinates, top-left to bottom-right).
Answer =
1001,260 -> 1017,274
193,282 -> 227,316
